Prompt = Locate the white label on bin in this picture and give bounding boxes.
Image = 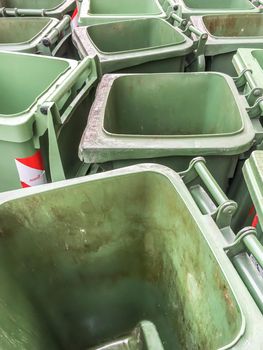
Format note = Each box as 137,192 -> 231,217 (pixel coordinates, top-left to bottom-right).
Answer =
15,151 -> 47,188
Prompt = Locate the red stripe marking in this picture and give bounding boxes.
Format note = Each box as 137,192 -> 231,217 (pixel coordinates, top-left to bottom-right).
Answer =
71,7 -> 78,19
21,181 -> 30,188
16,151 -> 45,171
252,214 -> 259,228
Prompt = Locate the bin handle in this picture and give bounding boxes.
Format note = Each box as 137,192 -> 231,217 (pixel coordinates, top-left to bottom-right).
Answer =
224,227 -> 263,313
233,56 -> 263,117
44,56 -> 96,121
180,157 -> 237,228
42,15 -> 71,48
0,7 -> 47,16
181,158 -> 263,312
169,12 -> 207,72
34,57 -> 98,182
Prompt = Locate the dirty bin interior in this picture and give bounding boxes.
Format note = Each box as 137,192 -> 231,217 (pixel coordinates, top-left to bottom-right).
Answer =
104,74 -> 243,135
0,169 -> 243,349
202,13 -> 263,37
180,0 -> 255,10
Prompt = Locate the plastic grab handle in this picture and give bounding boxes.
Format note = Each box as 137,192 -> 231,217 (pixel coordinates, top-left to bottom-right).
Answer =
225,227 -> 263,313
42,15 -> 71,47
0,7 -> 46,16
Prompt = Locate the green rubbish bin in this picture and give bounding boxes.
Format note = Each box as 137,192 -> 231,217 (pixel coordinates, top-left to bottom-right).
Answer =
0,158 -> 262,349
172,0 -> 259,19
188,14 -> 263,75
78,0 -> 171,26
79,72 -> 255,191
0,51 -> 98,193
0,16 -> 75,58
0,0 -> 76,19
72,18 -> 193,73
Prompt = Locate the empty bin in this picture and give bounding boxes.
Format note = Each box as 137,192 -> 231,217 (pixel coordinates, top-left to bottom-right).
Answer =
172,0 -> 259,19
78,0 -> 170,25
0,16 -> 72,57
0,0 -> 76,18
0,51 -> 98,192
73,18 -> 193,73
79,72 -> 255,191
190,14 -> 263,75
0,160 -> 262,349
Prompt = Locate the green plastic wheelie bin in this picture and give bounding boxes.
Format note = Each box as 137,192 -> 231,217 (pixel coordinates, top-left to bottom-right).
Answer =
0,0 -> 76,19
188,14 -> 263,75
0,51 -> 98,193
0,16 -> 76,58
73,18 -> 193,73
0,158 -> 262,349
79,72 -> 255,191
172,0 -> 259,19
77,0 -> 172,26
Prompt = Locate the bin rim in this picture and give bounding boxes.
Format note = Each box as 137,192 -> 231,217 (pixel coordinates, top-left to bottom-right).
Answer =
2,162 -> 263,348
85,18 -> 191,56
79,72 -> 255,162
0,17 -> 58,47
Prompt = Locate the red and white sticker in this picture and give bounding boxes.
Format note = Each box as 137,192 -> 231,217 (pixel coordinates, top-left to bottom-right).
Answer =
15,151 -> 47,188
71,5 -> 78,30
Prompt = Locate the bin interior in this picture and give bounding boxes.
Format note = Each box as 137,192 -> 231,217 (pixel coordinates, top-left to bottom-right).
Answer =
0,171 -> 242,349
0,18 -> 52,44
203,14 -> 263,37
0,53 -> 69,116
103,74 -> 243,136
182,0 -> 254,10
88,0 -> 162,15
251,49 -> 263,70
0,0 -> 65,9
87,19 -> 185,54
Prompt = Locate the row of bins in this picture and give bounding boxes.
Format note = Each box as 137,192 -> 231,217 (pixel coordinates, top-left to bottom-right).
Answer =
0,0 -> 263,349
